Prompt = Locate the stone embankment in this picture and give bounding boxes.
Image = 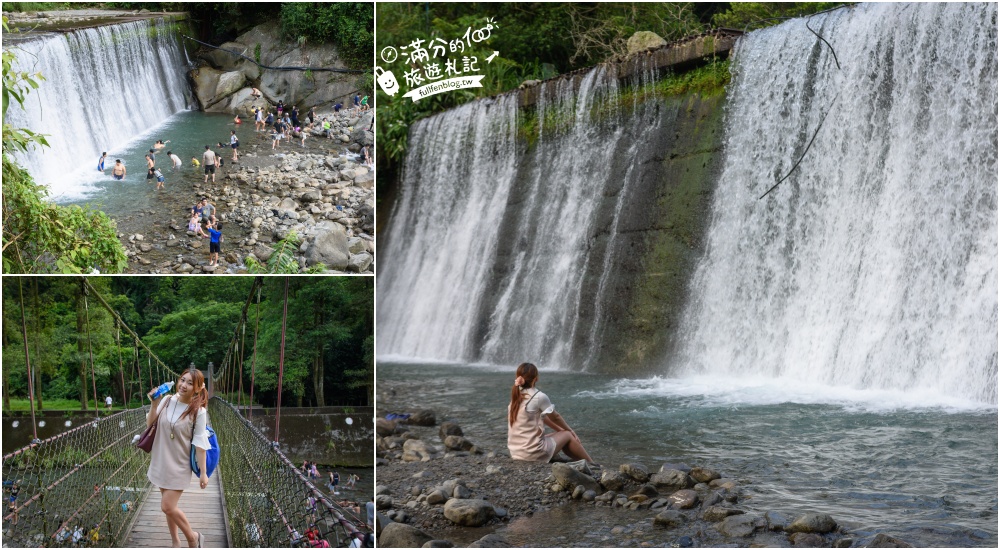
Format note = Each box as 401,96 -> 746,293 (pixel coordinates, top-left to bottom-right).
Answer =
118,109 -> 374,274
375,409 -> 915,548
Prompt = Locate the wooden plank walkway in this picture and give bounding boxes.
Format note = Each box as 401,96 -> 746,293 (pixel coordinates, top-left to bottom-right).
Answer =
124,472 -> 229,548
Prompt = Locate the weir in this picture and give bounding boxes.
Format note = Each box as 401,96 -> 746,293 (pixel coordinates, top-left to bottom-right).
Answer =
378,3 -> 997,404
5,16 -> 192,196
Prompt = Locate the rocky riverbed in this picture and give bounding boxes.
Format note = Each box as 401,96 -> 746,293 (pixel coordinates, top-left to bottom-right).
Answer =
113,108 -> 374,274
375,409 -> 916,548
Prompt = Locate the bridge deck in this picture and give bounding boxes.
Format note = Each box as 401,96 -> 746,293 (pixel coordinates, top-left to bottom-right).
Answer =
125,472 -> 229,548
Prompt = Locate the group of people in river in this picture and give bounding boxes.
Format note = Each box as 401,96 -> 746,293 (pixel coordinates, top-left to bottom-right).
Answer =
96,133 -> 236,189
249,101 -> 318,150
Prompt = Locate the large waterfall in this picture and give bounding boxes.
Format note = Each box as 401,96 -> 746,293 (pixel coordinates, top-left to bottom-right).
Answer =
675,3 -> 997,404
6,18 -> 191,198
378,3 -> 997,404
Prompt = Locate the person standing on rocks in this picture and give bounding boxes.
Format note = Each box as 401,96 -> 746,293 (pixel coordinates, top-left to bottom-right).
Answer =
290,105 -> 299,128
202,146 -> 217,183
202,220 -> 222,267
307,107 -> 316,125
507,362 -> 597,465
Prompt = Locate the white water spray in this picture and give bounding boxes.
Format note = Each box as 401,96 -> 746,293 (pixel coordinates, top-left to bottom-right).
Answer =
7,19 -> 191,199
675,3 -> 998,404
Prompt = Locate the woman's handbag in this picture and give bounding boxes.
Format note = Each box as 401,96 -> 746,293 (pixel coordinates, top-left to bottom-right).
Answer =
190,425 -> 220,478
136,406 -> 163,453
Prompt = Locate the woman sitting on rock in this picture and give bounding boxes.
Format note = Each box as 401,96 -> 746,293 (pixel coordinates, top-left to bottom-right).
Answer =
507,362 -> 596,465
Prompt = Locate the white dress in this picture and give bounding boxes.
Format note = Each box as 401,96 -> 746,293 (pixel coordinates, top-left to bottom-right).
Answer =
147,394 -> 211,490
507,388 -> 557,462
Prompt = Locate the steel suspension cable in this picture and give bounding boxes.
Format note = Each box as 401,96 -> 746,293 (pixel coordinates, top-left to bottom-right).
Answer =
18,278 -> 39,441
249,285 -> 261,421
84,285 -> 99,418
275,277 -> 290,444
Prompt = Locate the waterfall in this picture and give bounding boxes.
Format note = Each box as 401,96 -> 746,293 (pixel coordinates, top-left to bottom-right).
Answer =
378,66 -> 669,368
6,18 -> 191,199
675,3 -> 998,404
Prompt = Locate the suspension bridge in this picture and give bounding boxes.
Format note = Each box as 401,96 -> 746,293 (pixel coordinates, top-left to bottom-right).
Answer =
2,277 -> 371,548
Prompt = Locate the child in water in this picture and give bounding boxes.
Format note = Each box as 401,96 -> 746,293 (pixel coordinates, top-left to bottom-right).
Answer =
154,168 -> 165,190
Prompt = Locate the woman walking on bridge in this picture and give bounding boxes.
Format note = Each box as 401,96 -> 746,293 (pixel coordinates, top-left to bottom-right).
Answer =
146,368 -> 212,548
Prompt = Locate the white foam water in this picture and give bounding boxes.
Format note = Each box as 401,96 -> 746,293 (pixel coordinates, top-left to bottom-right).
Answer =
674,3 -> 998,405
7,19 -> 191,199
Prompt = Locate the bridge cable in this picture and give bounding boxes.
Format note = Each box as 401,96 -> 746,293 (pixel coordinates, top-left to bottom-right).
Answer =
275,277 -> 290,444
17,278 -> 39,441
84,283 -> 100,419
249,284 -> 262,421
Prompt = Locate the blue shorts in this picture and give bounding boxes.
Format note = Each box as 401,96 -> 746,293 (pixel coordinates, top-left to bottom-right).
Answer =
157,176 -> 164,182
114,174 -> 124,180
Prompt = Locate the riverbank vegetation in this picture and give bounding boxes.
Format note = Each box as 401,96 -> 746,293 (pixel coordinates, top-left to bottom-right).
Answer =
376,2 -> 848,190
1,277 -> 374,413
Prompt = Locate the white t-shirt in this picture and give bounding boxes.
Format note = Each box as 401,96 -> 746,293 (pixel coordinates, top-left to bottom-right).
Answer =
203,149 -> 217,166
105,396 -> 112,406
169,153 -> 182,167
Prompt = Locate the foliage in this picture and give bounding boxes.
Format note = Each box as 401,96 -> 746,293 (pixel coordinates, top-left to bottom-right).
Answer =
280,2 -> 373,69
711,3 -> 849,31
2,3 -> 78,12
244,231 -> 313,274
2,277 -> 373,411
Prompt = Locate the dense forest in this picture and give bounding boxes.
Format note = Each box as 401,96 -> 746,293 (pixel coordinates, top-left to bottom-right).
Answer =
2,277 -> 374,411
375,2 -> 845,185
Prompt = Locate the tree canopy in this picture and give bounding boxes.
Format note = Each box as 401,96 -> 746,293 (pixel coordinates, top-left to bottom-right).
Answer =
2,276 -> 374,412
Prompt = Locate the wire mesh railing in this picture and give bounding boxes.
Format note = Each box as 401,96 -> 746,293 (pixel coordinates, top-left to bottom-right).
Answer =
210,397 -> 369,548
2,408 -> 151,547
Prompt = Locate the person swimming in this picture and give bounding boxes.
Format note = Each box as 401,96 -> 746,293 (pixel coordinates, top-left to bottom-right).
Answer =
153,140 -> 169,149
111,159 -> 126,180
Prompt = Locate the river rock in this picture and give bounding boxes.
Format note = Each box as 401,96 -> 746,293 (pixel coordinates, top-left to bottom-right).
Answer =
631,484 -> 659,500
653,510 -> 686,529
790,532 -> 826,547
304,222 -> 350,269
661,462 -> 692,473
378,523 -> 433,548
667,489 -> 699,509
866,534 -> 913,548
765,510 -> 791,531
406,409 -> 436,426
443,435 -> 474,451
375,418 -> 397,437
348,252 -> 373,273
425,489 -> 447,505
709,478 -> 738,490
627,31 -> 668,55
716,514 -> 757,538
620,463 -> 650,483
650,469 -> 691,492
401,439 -> 435,462
689,467 -> 721,483
438,421 -> 463,440
702,506 -> 745,522
552,463 -> 600,493
422,541 -> 454,548
787,513 -> 837,534
600,470 -> 627,491
443,499 -> 495,527
375,494 -> 393,509
468,534 -> 510,548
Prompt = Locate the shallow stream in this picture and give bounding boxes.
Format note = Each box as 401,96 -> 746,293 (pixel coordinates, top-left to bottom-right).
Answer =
379,361 -> 998,547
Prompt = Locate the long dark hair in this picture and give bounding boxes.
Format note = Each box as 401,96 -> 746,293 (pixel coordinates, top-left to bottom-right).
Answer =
178,368 -> 208,421
508,363 -> 539,426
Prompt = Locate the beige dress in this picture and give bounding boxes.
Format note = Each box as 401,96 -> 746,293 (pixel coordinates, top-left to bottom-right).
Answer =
507,388 -> 557,462
147,394 -> 210,490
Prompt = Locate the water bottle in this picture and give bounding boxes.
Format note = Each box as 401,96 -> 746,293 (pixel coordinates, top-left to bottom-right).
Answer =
149,381 -> 175,400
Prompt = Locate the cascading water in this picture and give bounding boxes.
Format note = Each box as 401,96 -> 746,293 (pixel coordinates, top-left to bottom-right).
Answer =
6,18 -> 191,199
675,3 -> 998,404
378,66 -> 670,368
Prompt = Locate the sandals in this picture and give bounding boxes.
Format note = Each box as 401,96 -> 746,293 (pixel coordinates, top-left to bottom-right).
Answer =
196,532 -> 203,548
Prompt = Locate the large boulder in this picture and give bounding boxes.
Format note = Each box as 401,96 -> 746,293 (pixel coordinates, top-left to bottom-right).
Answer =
305,222 -> 350,269
203,41 -> 247,71
626,31 -> 668,55
551,463 -> 600,493
408,409 -> 437,426
443,499 -> 495,527
378,523 -> 433,548
716,514 -> 757,538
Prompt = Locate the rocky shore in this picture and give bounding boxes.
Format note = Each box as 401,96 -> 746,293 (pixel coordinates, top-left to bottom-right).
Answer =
375,410 -> 915,548
115,108 -> 374,274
